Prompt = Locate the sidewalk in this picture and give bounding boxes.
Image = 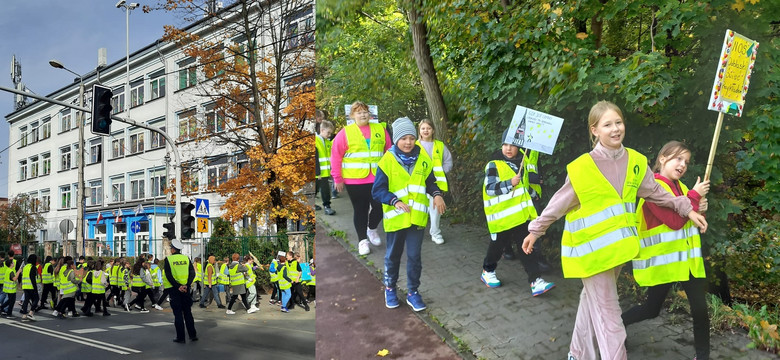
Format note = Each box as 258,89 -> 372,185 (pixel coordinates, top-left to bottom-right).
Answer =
316,193 -> 776,360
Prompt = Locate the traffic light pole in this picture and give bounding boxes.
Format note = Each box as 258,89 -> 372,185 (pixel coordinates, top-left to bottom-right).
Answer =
0,85 -> 183,241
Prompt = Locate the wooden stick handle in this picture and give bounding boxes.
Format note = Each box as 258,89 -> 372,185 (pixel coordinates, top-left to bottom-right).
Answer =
704,112 -> 725,181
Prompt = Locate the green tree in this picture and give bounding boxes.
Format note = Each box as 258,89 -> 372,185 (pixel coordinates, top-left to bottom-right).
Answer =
0,194 -> 46,245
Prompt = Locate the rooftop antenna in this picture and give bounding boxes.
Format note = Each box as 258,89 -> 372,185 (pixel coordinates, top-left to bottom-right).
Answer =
10,54 -> 30,110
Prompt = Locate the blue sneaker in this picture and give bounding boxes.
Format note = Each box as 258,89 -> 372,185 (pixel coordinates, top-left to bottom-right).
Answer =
406,292 -> 426,312
384,288 -> 399,309
531,277 -> 555,296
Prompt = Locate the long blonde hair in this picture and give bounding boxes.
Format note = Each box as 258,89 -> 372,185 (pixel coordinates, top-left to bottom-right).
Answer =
588,101 -> 624,148
653,141 -> 691,173
418,118 -> 435,141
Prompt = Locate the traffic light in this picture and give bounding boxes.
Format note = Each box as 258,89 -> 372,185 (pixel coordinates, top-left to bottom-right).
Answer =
181,202 -> 195,240
162,222 -> 176,240
91,84 -> 113,135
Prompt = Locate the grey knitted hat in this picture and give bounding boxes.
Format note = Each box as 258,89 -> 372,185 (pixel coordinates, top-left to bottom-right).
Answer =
392,117 -> 417,144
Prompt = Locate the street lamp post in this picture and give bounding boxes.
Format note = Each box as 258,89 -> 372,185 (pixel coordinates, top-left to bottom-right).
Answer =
117,1 -> 138,115
49,60 -> 85,257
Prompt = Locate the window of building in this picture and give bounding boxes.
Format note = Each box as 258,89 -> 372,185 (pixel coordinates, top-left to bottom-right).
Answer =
41,117 -> 51,139
129,172 -> 145,200
178,58 -> 197,90
111,175 -> 125,203
130,80 -> 144,108
129,130 -> 144,154
149,168 -> 166,197
30,121 -> 39,143
236,153 -> 249,176
285,6 -> 313,49
73,143 -> 79,168
19,160 -> 27,181
150,121 -> 165,149
42,152 -> 51,176
207,158 -> 229,190
150,72 -> 166,100
177,109 -> 197,141
60,146 -> 71,171
27,192 -> 38,212
205,106 -> 226,134
41,190 -> 51,212
112,131 -> 125,159
89,138 -> 102,164
60,110 -> 71,133
88,179 -> 102,206
20,126 -> 28,147
29,156 -> 38,178
111,88 -> 125,115
60,185 -> 72,209
182,163 -> 200,193
40,230 -> 48,241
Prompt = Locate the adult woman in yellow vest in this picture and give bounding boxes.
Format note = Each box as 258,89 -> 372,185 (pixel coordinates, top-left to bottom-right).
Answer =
19,254 -> 40,321
330,101 -> 392,256
198,255 -> 224,309
621,141 -> 711,360
54,258 -> 82,319
416,119 -> 453,245
522,101 -> 708,360
373,117 -> 446,312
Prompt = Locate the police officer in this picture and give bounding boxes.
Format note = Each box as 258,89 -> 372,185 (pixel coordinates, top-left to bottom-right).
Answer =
165,239 -> 197,343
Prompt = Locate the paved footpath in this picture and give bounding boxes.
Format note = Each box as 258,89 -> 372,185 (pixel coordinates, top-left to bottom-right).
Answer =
316,193 -> 777,360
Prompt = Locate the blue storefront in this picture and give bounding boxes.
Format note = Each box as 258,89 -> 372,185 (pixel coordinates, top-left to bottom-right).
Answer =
85,206 -> 174,257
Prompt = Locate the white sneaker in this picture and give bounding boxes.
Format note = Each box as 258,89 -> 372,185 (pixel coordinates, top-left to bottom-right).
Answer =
531,277 -> 556,296
358,239 -> 371,255
26,313 -> 36,321
52,310 -> 59,317
247,306 -> 259,314
153,304 -> 163,310
431,235 -> 445,245
226,309 -> 235,315
480,270 -> 501,288
367,228 -> 381,246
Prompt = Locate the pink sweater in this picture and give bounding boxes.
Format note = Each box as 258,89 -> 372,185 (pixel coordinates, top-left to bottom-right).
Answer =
528,142 -> 693,236
330,124 -> 392,185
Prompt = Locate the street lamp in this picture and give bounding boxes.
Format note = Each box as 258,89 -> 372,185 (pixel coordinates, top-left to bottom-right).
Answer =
117,1 -> 139,116
49,59 -> 86,257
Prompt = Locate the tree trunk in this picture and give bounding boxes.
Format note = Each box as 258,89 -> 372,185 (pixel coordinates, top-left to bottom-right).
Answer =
406,4 -> 449,140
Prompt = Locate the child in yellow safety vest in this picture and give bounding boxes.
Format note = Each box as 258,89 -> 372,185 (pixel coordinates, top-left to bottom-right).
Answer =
522,101 -> 708,360
416,119 -> 453,245
316,119 -> 337,215
479,128 -> 555,296
621,141 -> 711,360
372,117 -> 446,312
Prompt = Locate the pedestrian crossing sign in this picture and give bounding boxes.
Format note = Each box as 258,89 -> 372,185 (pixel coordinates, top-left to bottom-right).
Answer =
195,198 -> 209,218
197,218 -> 209,233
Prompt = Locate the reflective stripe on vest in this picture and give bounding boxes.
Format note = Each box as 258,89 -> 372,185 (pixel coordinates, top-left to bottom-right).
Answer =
378,150 -> 433,232
342,123 -> 385,179
269,260 -> 280,282
110,265 -> 120,286
245,264 -> 256,286
91,270 -> 106,294
278,266 -> 292,290
204,263 -> 216,286
151,267 -> 162,287
42,263 -> 54,284
132,272 -> 146,288
3,269 -> 15,294
229,264 -> 244,286
482,160 -> 537,234
417,140 -> 448,191
217,263 -> 230,284
60,269 -> 77,295
632,179 -> 706,286
316,135 -> 332,178
286,261 -> 300,282
22,264 -> 34,290
80,270 -> 92,293
561,149 -> 646,278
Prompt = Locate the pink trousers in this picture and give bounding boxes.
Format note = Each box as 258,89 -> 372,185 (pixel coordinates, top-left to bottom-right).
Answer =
569,266 -> 627,360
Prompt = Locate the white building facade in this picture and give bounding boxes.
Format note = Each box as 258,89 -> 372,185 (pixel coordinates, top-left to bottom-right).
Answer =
5,1 -> 314,259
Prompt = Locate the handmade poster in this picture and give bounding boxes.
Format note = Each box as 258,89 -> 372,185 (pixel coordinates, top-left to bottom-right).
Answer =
707,29 -> 759,117
345,104 -> 379,125
504,105 -> 564,155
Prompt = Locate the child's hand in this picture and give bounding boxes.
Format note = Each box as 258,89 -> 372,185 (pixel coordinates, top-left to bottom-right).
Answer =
699,197 -> 708,213
688,211 -> 708,233
511,171 -> 522,187
692,177 -> 710,197
394,201 -> 410,213
432,195 -> 446,215
521,233 -> 538,254
335,182 -> 345,193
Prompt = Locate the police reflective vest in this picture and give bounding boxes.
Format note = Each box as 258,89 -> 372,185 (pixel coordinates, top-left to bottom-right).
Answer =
151,266 -> 162,287
166,254 -> 190,286
417,139 -> 449,191
286,260 -> 300,283
110,264 -> 120,286
278,265 -> 292,291
22,263 -> 35,290
229,263 -> 245,286
482,160 -> 537,234
217,263 -> 230,285
632,179 -> 705,286
522,150 -> 542,198
269,259 -> 279,283
194,262 -> 202,283
561,149 -> 646,278
91,270 -> 107,294
81,270 -> 93,293
203,263 -> 216,286
316,135 -> 332,179
341,123 -> 385,179
60,269 -> 77,295
245,264 -> 256,287
2,269 -> 15,294
42,263 -> 54,284
377,150 -> 433,232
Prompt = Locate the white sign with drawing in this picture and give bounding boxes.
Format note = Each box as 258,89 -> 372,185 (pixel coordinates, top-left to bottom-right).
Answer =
504,105 -> 564,155
345,104 -> 379,125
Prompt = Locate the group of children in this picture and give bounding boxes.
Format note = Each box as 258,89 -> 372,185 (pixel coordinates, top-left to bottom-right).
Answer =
319,100 -> 712,360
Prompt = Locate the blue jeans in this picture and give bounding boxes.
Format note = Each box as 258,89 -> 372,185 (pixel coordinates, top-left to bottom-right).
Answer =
281,289 -> 291,309
384,226 -> 424,293
1,292 -> 16,315
199,285 -> 222,306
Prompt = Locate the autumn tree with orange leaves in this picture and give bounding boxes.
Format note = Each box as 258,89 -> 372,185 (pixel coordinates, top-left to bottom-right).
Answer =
146,0 -> 315,231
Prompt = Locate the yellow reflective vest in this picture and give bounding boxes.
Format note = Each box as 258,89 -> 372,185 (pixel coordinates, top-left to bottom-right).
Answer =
278,265 -> 292,290
269,259 -> 280,283
60,269 -> 77,295
417,140 -> 448,191
22,264 -> 35,290
632,179 -> 705,286
42,263 -> 54,284
522,150 -> 542,197
203,263 -> 216,286
316,135 -> 332,178
91,270 -> 107,294
377,150 -> 433,232
561,149 -> 646,278
341,123 -> 385,179
482,160 -> 537,234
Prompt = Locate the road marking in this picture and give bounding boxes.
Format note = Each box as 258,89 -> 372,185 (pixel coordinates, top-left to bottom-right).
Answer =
109,325 -> 144,330
0,318 -> 141,354
143,322 -> 171,327
71,328 -> 108,334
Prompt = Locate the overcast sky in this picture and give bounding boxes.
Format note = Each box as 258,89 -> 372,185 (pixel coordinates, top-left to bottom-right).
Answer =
0,1 -> 189,198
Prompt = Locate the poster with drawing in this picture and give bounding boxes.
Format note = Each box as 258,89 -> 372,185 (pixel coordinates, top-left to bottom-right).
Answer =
504,105 -> 564,155
707,29 -> 759,117
345,104 -> 379,125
